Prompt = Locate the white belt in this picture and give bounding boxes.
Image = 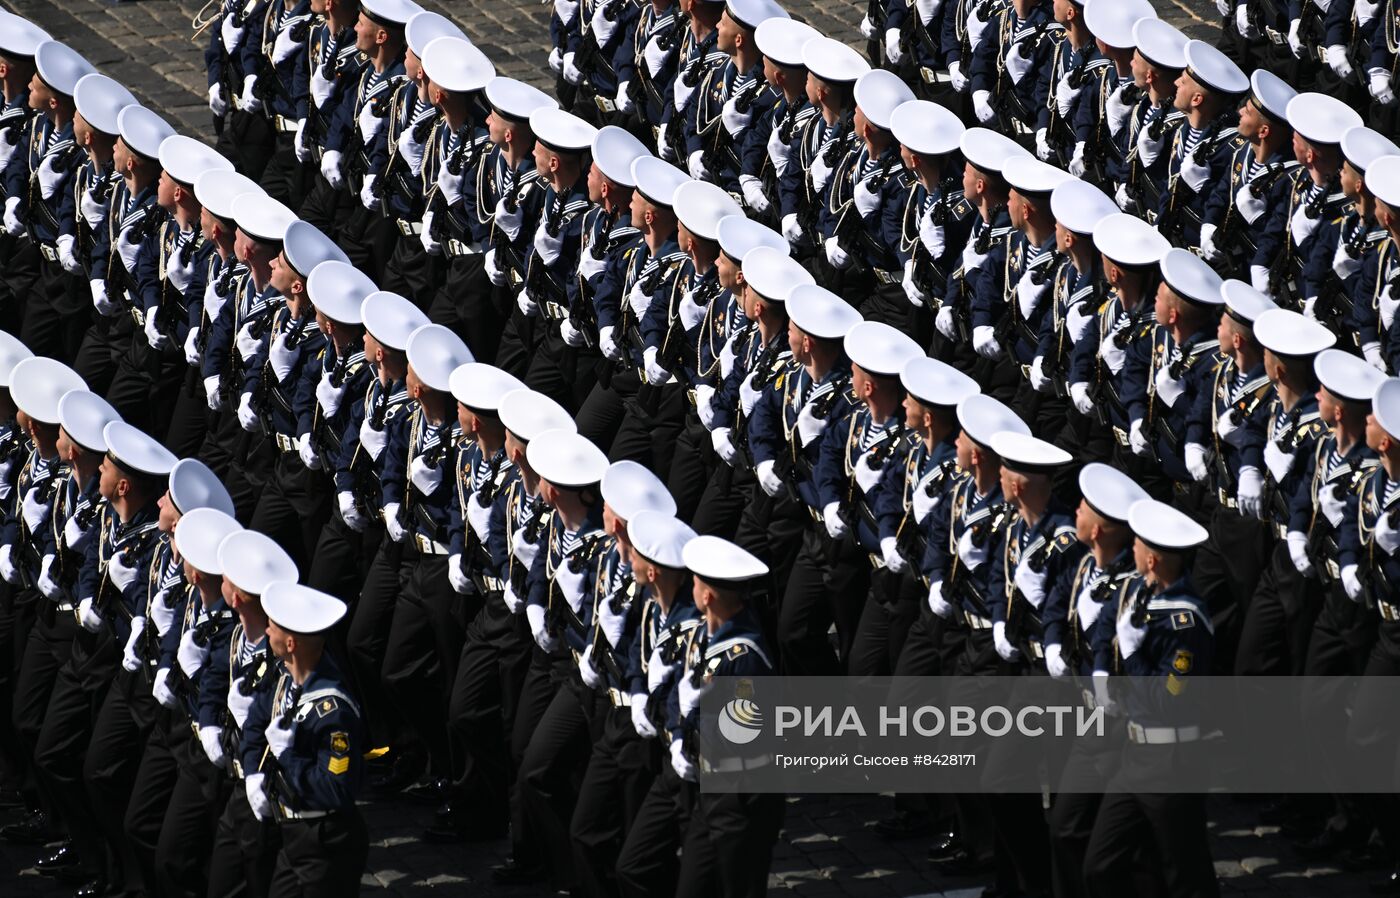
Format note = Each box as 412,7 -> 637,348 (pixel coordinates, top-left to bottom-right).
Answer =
1127,722 -> 1200,745
413,533 -> 449,555
278,804 -> 333,821
964,611 -> 992,630
1378,599 -> 1400,623
396,218 -> 422,236
38,244 -> 58,262
701,753 -> 772,774
273,115 -> 298,133
445,238 -> 483,257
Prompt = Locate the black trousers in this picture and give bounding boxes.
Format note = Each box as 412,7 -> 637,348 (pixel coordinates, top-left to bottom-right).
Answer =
1191,505 -> 1272,674
106,331 -> 186,443
380,232 -> 444,313
570,700 -> 658,898
307,512 -> 384,607
447,595 -> 532,830
687,454 -> 751,540
297,173 -> 352,244
155,724 -> 227,897
10,598 -> 73,809
164,367 -> 213,458
610,382 -> 687,482
345,539 -> 406,751
336,205 -> 397,288
258,132 -> 311,212
778,525 -> 871,675
381,550 -> 474,779
73,312 -> 128,400
508,647 -> 565,869
267,811 -> 369,898
249,449 -> 332,578
207,783 -> 279,898
576,368 -> 638,456
518,678 -> 594,890
1082,745 -> 1219,898
21,255 -> 87,365
848,568 -> 922,677
34,627 -> 115,879
666,416 -> 713,527
676,790 -> 785,898
0,232 -> 40,339
1049,718 -> 1127,898
615,762 -> 692,898
216,109 -> 275,183
1301,582 -> 1377,798
428,251 -> 500,363
124,709 -> 180,895
85,666 -> 157,892
525,325 -> 600,416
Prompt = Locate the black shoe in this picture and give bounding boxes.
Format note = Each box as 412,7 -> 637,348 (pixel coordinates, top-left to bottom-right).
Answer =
872,811 -> 935,840
36,842 -> 79,875
1293,826 -> 1363,862
402,776 -> 448,804
73,879 -> 107,898
1372,866 -> 1400,895
929,846 -> 993,876
491,859 -> 546,884
924,828 -> 960,860
2,809 -> 57,845
368,755 -> 425,796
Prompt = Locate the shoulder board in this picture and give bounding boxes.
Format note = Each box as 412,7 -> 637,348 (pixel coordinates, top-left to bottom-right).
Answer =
705,634 -> 772,669
1146,598 -> 1214,634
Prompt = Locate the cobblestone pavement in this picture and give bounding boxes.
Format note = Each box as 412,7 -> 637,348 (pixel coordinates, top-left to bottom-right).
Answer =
0,0 -> 1374,895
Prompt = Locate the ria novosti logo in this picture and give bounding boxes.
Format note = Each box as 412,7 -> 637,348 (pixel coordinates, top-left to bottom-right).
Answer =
718,698 -> 764,744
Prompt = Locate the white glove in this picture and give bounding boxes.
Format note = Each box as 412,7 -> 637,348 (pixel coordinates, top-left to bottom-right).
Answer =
1199,223 -> 1221,263
1363,342 -> 1387,372
293,118 -> 311,163
183,327 -> 201,366
419,212 -> 442,256
928,580 -> 954,618
823,502 -> 848,540
1179,150 -> 1212,193
78,597 -> 103,632
1115,182 -> 1136,212
885,28 -> 902,64
246,773 -> 272,822
687,150 -> 709,181
657,121 -> 674,160
712,427 -> 738,465
756,459 -> 783,497
503,582 -> 524,613
383,503 -> 407,542
643,346 -> 670,384
209,82 -> 229,116
796,400 -> 828,446
579,645 -> 601,689
549,47 -> 564,74
1215,0 -> 1231,14
200,726 -> 226,767
1237,466 -> 1264,519
273,20 -> 302,64
902,259 -> 928,307
81,187 -> 107,228
1070,382 -> 1093,416
1185,443 -> 1210,482
1286,531 -> 1314,576
178,625 -> 208,678
334,491 -> 366,532
145,309 -> 172,351
527,602 -> 558,652
1,197 -> 20,235
957,526 -> 989,570
599,326 -> 620,361
359,175 -> 378,211
321,150 -> 344,189
447,554 -> 471,594
1328,45 -> 1354,81
237,393 -> 260,433
409,454 -> 443,495
670,739 -> 696,782
265,715 -> 294,760
1371,71 -> 1396,106
153,667 -> 177,708
630,693 -> 657,738
1376,511 -> 1400,555
37,555 -> 61,599
21,485 -> 50,533
204,375 -> 223,411
517,290 -> 540,317
1045,643 -> 1068,678
1013,560 -> 1046,609
740,175 -> 769,214
484,248 -> 508,287
972,90 -> 994,124
1234,5 -> 1255,37
560,320 -> 586,347
972,325 -> 1001,359
1263,439 -> 1295,483
562,51 -> 582,85
948,60 -> 966,92
122,619 -> 144,672
935,306 -> 957,339
1115,607 -> 1148,658
295,433 -> 320,471
1035,128 -> 1052,161
55,234 -> 80,274
860,13 -> 876,37
616,81 -> 635,114
781,213 -> 802,246
240,75 -> 263,113
1286,19 -> 1303,57
993,620 -> 1020,661
1320,481 -> 1348,527
880,537 -> 907,573
824,236 -> 851,270
0,545 -> 15,585
108,550 -> 140,591
1029,356 -> 1050,393
1129,418 -> 1150,457
1342,563 -> 1362,601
